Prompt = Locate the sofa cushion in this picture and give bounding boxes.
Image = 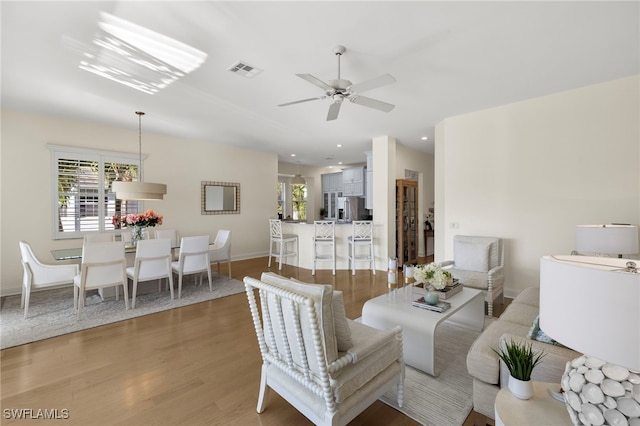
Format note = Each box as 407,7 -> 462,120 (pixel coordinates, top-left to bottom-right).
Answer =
466,319 -> 531,384
513,286 -> 539,307
497,302 -> 539,327
261,272 -> 338,363
454,239 -> 490,272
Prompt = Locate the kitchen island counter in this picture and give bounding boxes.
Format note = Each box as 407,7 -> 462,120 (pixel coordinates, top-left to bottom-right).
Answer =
280,221 -> 383,272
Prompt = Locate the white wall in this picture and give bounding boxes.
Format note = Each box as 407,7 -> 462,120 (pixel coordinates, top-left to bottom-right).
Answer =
435,75 -> 640,296
1,110 -> 277,295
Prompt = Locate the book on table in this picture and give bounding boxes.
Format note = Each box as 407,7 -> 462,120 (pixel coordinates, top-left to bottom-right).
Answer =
412,297 -> 451,313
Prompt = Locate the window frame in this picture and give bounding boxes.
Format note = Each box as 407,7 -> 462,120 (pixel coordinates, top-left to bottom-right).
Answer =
49,144 -> 143,240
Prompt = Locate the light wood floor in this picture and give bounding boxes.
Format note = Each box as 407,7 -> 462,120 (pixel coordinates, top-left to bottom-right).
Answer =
1,257 -> 501,426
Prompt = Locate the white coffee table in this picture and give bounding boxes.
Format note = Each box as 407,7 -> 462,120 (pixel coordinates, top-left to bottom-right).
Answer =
361,287 -> 484,376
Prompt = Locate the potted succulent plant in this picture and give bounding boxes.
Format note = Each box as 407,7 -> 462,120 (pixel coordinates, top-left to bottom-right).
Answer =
493,339 -> 545,400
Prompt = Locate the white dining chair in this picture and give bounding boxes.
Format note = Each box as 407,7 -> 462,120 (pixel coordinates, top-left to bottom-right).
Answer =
209,230 -> 232,278
268,219 -> 298,270
18,241 -> 79,319
171,236 -> 212,299
126,239 -> 174,308
74,241 -> 128,320
83,233 -> 115,243
154,229 -> 179,247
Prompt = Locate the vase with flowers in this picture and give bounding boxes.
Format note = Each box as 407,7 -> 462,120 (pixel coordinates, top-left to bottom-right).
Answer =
112,209 -> 163,246
413,262 -> 454,290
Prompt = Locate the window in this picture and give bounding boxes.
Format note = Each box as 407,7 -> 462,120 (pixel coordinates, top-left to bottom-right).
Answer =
50,145 -> 141,239
291,183 -> 307,221
277,182 -> 284,217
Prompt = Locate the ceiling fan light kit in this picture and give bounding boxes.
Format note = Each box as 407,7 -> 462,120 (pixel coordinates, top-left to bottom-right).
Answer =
278,45 -> 396,121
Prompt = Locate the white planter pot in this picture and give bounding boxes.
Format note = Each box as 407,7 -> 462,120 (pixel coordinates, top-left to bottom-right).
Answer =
508,375 -> 533,400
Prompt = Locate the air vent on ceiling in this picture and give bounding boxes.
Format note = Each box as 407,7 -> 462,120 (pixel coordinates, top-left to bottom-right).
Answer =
227,60 -> 263,78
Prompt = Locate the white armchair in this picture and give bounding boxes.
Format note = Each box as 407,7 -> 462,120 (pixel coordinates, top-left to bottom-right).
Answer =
19,241 -> 79,319
440,235 -> 505,317
244,272 -> 404,426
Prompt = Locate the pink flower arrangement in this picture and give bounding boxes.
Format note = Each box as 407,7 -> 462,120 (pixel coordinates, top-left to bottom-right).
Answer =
112,209 -> 163,228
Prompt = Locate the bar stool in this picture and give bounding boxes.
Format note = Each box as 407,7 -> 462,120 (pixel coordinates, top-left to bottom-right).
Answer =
312,220 -> 335,275
268,219 -> 298,270
347,220 -> 376,275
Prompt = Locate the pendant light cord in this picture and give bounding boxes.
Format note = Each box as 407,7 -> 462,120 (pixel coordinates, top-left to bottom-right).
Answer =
136,111 -> 145,182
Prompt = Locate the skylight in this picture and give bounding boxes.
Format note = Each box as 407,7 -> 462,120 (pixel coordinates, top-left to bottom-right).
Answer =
79,12 -> 207,94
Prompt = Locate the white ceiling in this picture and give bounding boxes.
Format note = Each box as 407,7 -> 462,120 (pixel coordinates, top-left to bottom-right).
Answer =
2,1 -> 638,167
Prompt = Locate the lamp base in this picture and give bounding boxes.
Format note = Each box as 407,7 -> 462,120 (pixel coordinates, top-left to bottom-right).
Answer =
561,355 -> 640,425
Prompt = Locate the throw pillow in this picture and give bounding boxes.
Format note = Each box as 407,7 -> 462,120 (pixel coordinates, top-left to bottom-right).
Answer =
288,277 -> 354,352
260,272 -> 338,363
528,315 -> 564,347
455,240 -> 490,272
332,291 -> 353,352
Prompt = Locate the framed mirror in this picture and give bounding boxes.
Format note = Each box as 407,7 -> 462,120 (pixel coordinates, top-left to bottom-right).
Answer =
201,181 -> 240,215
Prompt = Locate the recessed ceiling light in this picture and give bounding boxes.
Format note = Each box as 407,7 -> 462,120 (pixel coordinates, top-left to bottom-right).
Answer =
337,144 -> 342,148
291,154 -> 296,157
338,161 -> 343,165
421,136 -> 428,141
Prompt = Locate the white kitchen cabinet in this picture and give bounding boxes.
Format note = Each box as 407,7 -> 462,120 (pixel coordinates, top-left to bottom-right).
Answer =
342,166 -> 364,196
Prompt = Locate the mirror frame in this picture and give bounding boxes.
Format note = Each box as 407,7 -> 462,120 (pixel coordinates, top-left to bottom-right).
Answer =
201,181 -> 240,215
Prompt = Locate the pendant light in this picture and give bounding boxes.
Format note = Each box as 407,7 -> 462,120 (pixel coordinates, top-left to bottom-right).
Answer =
112,111 -> 167,200
291,162 -> 305,185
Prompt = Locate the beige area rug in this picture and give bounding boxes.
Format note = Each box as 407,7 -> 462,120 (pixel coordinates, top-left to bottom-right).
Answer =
379,320 -> 489,426
0,273 -> 245,349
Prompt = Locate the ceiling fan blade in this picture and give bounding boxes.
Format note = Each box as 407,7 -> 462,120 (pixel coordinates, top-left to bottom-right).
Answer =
326,101 -> 342,121
296,74 -> 334,91
351,96 -> 395,112
278,97 -> 324,107
348,73 -> 396,93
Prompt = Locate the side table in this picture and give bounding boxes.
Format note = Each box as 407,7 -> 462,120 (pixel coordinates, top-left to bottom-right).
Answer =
494,381 -> 572,426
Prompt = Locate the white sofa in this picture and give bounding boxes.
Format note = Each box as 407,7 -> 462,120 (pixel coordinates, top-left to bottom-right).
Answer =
244,272 -> 404,426
466,286 -> 580,419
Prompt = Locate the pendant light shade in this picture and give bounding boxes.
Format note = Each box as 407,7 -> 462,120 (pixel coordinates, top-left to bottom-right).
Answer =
291,162 -> 305,185
113,111 -> 167,200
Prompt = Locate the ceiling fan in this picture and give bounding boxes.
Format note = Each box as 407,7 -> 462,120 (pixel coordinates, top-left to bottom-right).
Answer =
278,45 -> 396,121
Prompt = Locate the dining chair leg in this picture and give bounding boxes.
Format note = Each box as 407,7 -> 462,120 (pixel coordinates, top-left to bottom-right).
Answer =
132,278 -> 138,309
178,273 -> 183,299
167,275 -> 174,300
122,282 -> 129,310
23,288 -> 31,319
207,267 -> 213,292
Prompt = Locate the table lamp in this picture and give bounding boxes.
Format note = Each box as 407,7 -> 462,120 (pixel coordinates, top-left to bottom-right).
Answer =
540,255 -> 639,425
574,224 -> 639,258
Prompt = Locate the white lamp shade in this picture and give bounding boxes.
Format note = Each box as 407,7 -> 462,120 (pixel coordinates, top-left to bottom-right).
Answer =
539,255 -> 640,371
112,181 -> 167,200
575,224 -> 639,255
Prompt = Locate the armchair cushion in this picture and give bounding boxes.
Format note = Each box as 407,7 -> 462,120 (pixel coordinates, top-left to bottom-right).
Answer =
454,239 -> 490,272
448,268 -> 493,290
332,320 -> 402,403
261,272 -> 338,363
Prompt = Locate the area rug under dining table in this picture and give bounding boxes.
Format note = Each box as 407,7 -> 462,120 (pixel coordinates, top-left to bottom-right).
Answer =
0,272 -> 245,349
